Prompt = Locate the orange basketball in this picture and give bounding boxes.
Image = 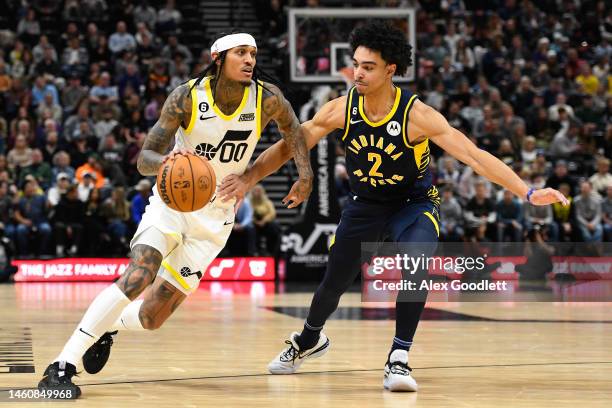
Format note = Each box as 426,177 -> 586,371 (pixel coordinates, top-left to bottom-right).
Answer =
156,153 -> 216,212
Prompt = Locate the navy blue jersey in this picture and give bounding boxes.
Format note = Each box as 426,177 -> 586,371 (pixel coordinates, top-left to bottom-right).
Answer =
340,86 -> 439,205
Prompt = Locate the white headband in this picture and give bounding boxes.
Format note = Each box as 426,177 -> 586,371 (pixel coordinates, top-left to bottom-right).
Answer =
211,33 -> 257,54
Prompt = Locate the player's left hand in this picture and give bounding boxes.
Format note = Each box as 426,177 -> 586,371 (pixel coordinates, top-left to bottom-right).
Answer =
528,188 -> 570,206
219,174 -> 250,202
282,177 -> 312,209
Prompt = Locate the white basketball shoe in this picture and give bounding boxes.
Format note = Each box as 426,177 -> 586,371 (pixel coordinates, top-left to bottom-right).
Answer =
383,349 -> 418,392
268,331 -> 330,374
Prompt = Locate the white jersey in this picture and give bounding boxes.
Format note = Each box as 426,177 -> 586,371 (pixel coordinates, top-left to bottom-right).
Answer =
133,77 -> 264,293
174,76 -> 263,186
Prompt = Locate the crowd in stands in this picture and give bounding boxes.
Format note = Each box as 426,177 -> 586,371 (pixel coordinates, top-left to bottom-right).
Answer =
0,0 -> 611,261
0,0 -> 241,259
278,0 -> 611,243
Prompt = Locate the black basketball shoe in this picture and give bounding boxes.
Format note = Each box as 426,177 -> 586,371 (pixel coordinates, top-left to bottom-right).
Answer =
37,361 -> 81,399
82,330 -> 118,374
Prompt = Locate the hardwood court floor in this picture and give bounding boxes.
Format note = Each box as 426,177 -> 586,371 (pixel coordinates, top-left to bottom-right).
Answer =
0,282 -> 611,407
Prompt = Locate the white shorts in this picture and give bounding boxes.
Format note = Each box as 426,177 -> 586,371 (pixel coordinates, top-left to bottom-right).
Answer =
130,190 -> 235,294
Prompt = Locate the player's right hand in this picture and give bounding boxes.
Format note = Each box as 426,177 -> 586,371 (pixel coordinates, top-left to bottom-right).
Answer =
218,174 -> 250,202
162,148 -> 194,164
282,177 -> 312,209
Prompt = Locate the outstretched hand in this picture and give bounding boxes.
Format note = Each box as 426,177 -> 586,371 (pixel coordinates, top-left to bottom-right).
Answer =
282,177 -> 313,209
528,188 -> 569,206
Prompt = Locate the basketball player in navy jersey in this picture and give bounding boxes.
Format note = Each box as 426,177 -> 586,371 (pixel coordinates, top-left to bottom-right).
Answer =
219,22 -> 568,391
37,32 -> 313,398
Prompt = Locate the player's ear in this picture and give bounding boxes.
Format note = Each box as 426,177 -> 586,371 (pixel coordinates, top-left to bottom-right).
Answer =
212,52 -> 220,65
386,63 -> 397,78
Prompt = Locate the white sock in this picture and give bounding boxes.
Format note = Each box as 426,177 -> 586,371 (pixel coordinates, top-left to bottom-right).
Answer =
55,284 -> 130,367
109,300 -> 145,331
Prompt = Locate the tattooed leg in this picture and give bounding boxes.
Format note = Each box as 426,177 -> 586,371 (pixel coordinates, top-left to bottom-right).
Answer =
116,244 -> 163,300
138,278 -> 187,330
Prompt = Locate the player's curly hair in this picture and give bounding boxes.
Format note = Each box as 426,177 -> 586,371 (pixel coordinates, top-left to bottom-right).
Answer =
349,21 -> 413,76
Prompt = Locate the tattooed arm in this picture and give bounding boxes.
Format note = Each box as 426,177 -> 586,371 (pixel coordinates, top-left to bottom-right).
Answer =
137,83 -> 193,176
261,84 -> 314,208
219,95 -> 346,207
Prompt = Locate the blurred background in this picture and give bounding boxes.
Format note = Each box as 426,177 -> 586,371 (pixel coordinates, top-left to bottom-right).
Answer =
0,0 -> 610,282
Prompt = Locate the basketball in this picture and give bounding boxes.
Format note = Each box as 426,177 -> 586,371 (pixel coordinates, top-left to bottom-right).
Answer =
156,153 -> 216,212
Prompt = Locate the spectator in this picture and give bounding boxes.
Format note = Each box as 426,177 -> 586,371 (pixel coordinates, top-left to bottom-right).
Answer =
439,186 -> 463,242
576,64 -> 600,95
437,156 -> 461,187
157,0 -> 182,35
32,35 -> 57,64
250,184 -> 281,256
133,2 -> 157,28
61,73 -> 89,115
61,37 -> 89,77
130,179 -> 151,225
77,173 -> 96,202
7,134 -> 33,170
69,134 -> 93,168
100,187 -> 130,253
84,23 -> 102,53
573,180 -> 603,242
31,76 -> 59,107
64,104 -> 95,143
552,182 -> 574,242
17,8 -> 41,46
76,154 -> 105,189
161,35 -> 193,66
0,181 -> 14,242
51,151 -> 75,182
549,116 -> 580,158
13,178 -> 51,256
520,135 -> 538,165
94,108 -> 119,141
0,60 -> 12,93
497,139 -> 517,166
108,21 -> 136,55
589,158 -> 612,196
458,166 -> 492,202
48,172 -> 72,207
34,48 -> 61,78
19,149 -> 52,190
90,35 -> 111,68
546,160 -> 576,196
464,181 -> 496,241
52,184 -> 85,256
548,93 -> 574,121
36,92 -> 63,123
602,184 -> 612,242
82,188 -> 107,255
228,199 -> 256,256
89,72 -> 118,104
496,189 -> 523,242
117,63 -> 142,99
425,34 -> 449,67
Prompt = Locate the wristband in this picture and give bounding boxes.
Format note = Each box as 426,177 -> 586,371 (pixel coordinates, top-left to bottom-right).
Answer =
526,187 -> 536,203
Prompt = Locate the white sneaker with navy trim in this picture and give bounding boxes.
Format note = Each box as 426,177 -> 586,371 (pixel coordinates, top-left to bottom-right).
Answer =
383,349 -> 418,392
268,332 -> 330,374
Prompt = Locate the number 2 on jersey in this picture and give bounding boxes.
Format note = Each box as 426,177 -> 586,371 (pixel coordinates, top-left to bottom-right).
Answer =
367,153 -> 383,177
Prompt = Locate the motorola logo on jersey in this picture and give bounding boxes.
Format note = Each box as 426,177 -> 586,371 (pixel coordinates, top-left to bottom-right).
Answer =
194,130 -> 252,163
386,121 -> 401,136
180,266 -> 202,279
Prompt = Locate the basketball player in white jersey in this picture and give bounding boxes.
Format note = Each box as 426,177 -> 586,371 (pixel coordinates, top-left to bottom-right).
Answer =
38,32 -> 313,398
